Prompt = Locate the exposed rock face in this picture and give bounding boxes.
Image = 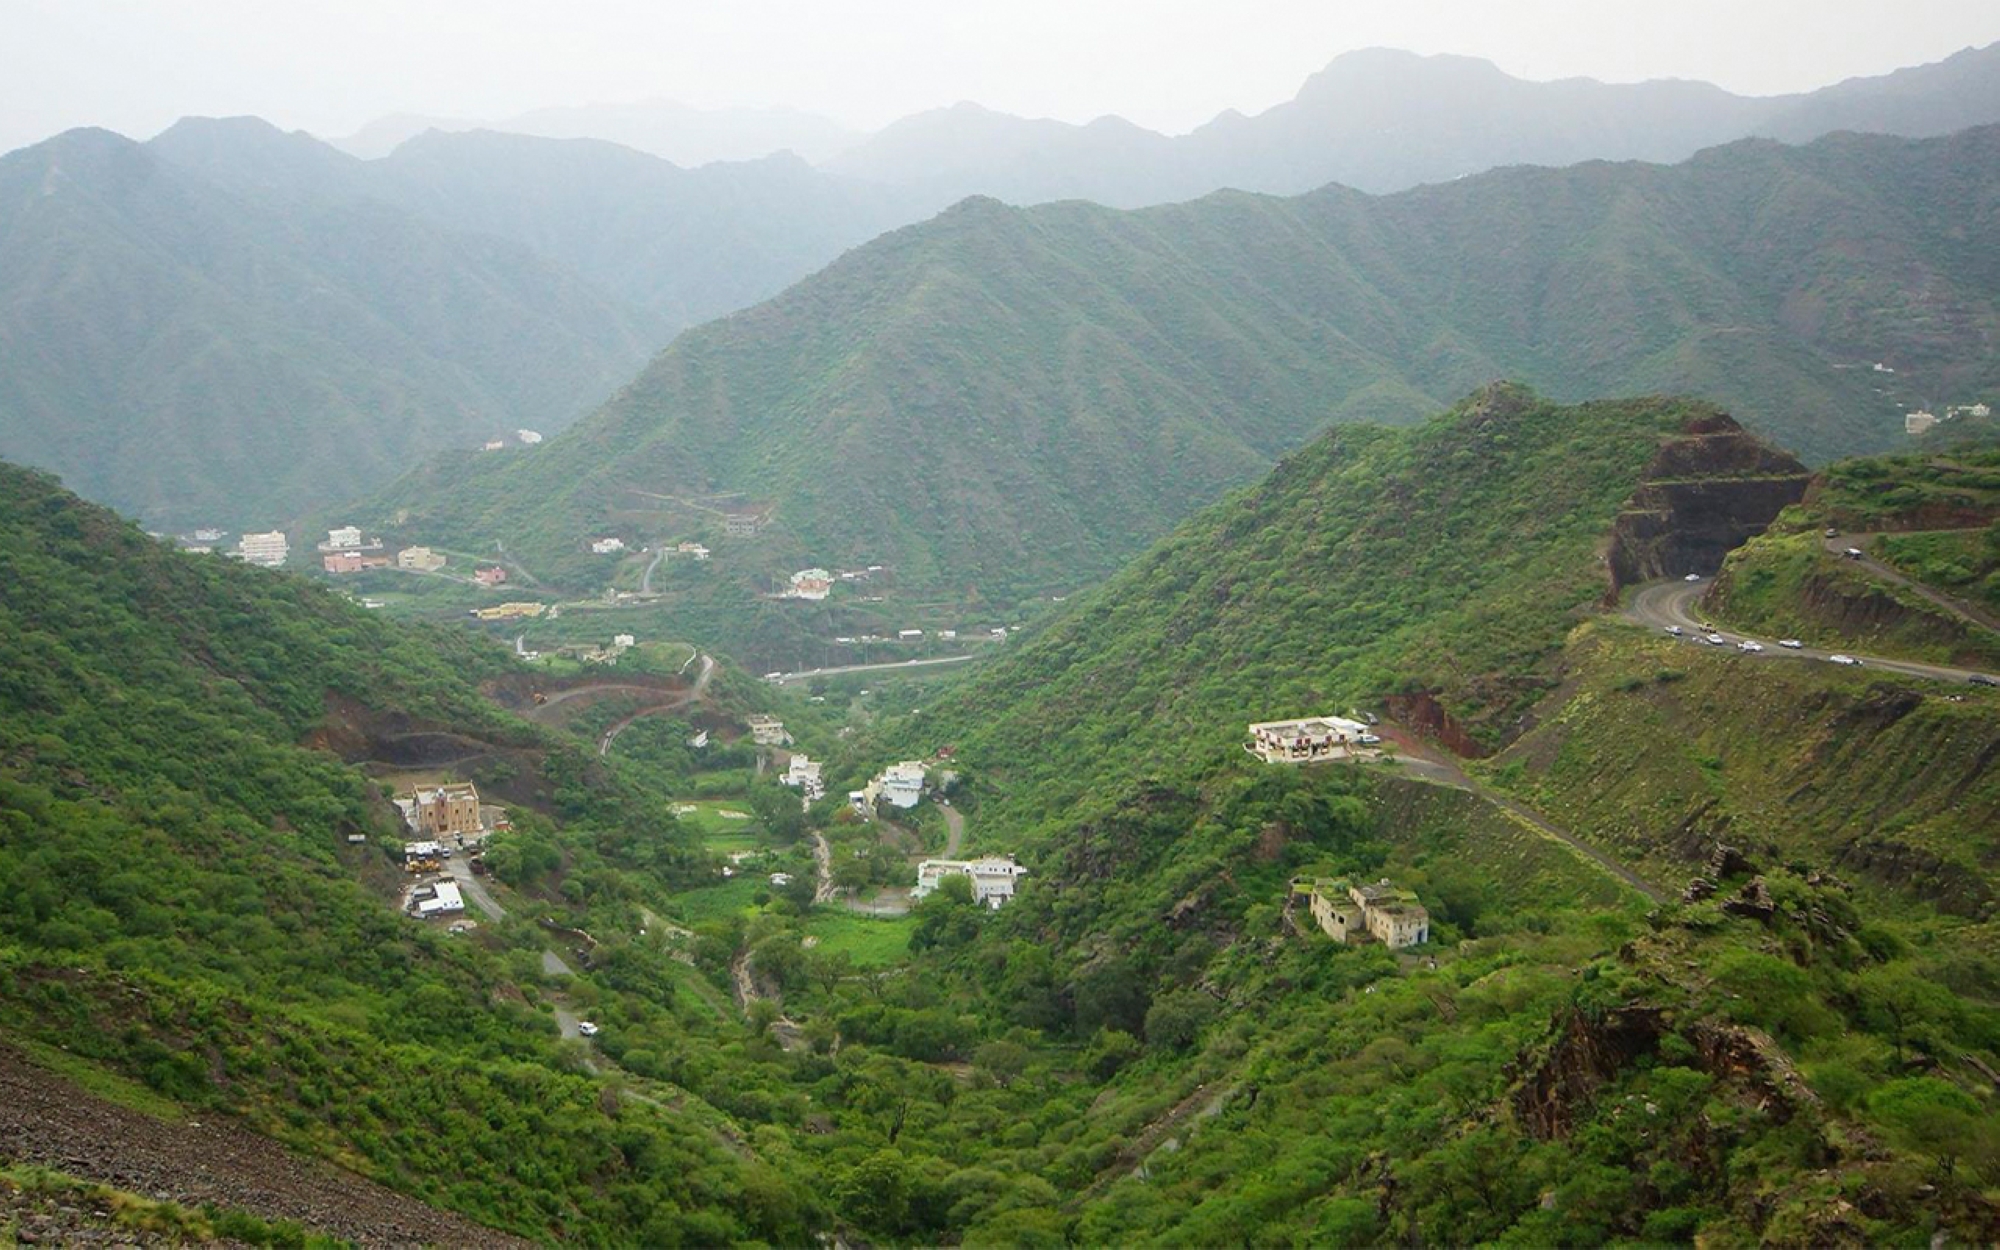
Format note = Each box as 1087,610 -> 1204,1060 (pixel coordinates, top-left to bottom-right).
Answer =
1606,414 -> 1811,595
1383,690 -> 1488,759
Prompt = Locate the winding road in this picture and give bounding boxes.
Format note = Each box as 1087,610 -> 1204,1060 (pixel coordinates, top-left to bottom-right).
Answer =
1624,580 -> 1999,686
1823,532 -> 2000,635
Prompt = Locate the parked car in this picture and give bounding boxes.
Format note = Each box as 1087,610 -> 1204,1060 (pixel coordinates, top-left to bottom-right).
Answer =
1970,674 -> 1999,687
1779,639 -> 1804,649
1358,732 -> 1383,746
1843,547 -> 1864,560
1665,625 -> 1683,636
1683,573 -> 1702,582
1705,634 -> 1725,646
1825,527 -> 1839,538
577,1021 -> 600,1037
1828,654 -> 1861,666
1737,641 -> 1765,653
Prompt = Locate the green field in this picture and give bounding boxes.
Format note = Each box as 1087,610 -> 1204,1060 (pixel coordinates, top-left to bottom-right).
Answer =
802,910 -> 916,967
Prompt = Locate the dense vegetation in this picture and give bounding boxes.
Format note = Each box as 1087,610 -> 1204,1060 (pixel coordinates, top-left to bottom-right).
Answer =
1708,443 -> 2000,664
7,378 -> 2000,1243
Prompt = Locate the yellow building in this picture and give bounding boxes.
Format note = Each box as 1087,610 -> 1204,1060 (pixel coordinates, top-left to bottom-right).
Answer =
407,783 -> 482,837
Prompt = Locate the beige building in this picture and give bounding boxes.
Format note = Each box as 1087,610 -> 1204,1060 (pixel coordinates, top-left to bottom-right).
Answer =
234,530 -> 289,567
405,783 -> 482,838
397,546 -> 446,572
1247,715 -> 1372,763
1297,877 -> 1430,948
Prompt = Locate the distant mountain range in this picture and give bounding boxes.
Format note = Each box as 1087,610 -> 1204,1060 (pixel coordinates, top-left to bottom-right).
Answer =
371,125 -> 2000,605
329,100 -> 862,166
322,43 -> 2000,207
0,119 -> 915,530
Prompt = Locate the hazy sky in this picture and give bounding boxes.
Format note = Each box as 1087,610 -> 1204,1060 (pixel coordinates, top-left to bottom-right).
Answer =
5,0 -> 1998,155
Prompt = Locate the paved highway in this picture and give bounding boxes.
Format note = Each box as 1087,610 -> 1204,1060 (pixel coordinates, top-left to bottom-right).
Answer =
764,654 -> 975,686
1624,580 -> 1998,686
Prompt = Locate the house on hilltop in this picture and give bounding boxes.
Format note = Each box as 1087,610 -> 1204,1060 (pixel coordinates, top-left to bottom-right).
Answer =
1248,715 -> 1372,763
1296,877 -> 1430,948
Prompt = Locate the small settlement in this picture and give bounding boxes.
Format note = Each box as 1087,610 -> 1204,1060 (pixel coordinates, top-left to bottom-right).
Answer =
1293,877 -> 1430,948
782,755 -> 825,801
850,760 -> 928,814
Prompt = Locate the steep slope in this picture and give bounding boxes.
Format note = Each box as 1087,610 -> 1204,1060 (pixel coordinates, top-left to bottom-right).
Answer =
823,388 -> 2000,1245
151,118 -> 916,326
903,389 -> 1802,821
0,127 -> 653,531
379,127 -> 2000,599
0,460 -> 812,1243
828,43 -> 2000,205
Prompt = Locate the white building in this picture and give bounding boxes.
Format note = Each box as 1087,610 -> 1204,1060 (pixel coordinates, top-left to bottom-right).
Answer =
193,527 -> 224,543
324,526 -> 363,550
613,634 -> 636,649
938,629 -> 957,640
898,629 -> 923,642
1246,715 -> 1372,763
411,880 -> 465,917
782,755 -> 825,800
234,531 -> 289,567
517,429 -> 543,445
590,537 -> 626,554
677,541 -> 711,561
913,857 -> 1026,909
787,568 -> 833,600
1905,410 -> 1939,436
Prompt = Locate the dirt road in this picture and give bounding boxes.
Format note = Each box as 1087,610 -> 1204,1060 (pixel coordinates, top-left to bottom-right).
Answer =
445,854 -> 507,920
1625,579 -> 1998,685
941,804 -> 965,857
599,654 -> 716,758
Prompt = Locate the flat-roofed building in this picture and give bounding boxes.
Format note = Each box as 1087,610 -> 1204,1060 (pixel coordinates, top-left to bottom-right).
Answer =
913,856 -> 1026,909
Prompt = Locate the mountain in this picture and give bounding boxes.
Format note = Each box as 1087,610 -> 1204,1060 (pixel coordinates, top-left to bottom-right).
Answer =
374,126 -> 2000,604
827,43 -> 2000,206
0,126 -> 654,531
851,389 -> 2000,1243
152,117 -> 915,327
0,459 -> 818,1242
330,99 -> 861,166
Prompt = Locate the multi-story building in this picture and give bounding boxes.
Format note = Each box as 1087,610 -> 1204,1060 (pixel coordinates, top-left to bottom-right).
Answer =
746,715 -> 792,746
323,551 -> 389,574
403,782 -> 483,838
235,531 -> 289,567
397,546 -> 446,571
782,755 -> 825,800
323,526 -> 363,550
723,512 -> 765,538
787,568 -> 833,600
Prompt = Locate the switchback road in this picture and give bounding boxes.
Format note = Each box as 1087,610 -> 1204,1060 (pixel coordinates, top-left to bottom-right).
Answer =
1823,532 -> 2000,635
1624,580 -> 1998,686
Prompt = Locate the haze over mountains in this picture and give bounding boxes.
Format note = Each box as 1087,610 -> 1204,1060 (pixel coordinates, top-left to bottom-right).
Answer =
377,125 -> 2000,603
4,41 -> 1999,535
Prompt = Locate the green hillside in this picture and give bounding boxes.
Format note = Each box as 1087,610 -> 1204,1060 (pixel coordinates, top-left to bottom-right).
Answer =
821,388 -> 2000,1242
0,128 -> 654,532
0,461 -> 816,1242
374,126 -> 2000,605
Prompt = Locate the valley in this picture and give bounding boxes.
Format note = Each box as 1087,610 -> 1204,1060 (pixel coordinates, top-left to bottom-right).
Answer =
5,23 -> 2000,1244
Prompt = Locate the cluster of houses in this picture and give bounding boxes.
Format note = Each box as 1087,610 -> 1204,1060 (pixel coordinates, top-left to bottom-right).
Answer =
1246,715 -> 1380,764
912,857 -> 1025,909
1906,402 -> 1993,436
1294,877 -> 1431,948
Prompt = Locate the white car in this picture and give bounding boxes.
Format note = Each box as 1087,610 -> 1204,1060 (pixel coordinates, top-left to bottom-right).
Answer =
1665,625 -> 1683,636
1705,634 -> 1725,646
1737,641 -> 1765,653
1358,732 -> 1383,746
1828,654 -> 1862,667
1779,639 -> 1803,649
577,1021 -> 600,1037
1683,573 -> 1702,582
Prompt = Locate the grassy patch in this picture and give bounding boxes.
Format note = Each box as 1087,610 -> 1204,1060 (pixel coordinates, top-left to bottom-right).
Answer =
802,910 -> 916,968
9,1037 -> 188,1123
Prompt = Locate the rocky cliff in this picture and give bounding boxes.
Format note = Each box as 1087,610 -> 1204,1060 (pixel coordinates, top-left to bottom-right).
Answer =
1606,415 -> 1812,595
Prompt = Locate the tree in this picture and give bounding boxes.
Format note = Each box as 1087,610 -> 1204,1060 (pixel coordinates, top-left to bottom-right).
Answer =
1144,989 -> 1218,1051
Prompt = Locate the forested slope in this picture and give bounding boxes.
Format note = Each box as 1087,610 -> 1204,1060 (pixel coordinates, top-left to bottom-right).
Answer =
377,126 -> 2000,600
